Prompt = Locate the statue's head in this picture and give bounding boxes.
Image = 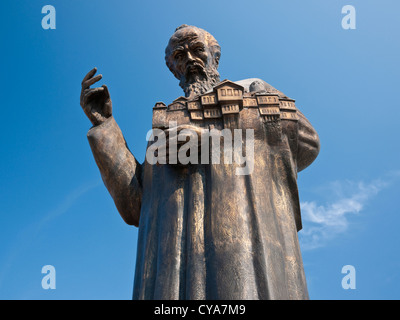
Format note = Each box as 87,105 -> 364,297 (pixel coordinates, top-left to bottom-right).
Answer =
165,25 -> 221,98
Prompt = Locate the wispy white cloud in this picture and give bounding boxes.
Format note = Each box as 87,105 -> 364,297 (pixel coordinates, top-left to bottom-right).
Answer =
35,181 -> 101,231
299,172 -> 400,250
0,181 -> 101,293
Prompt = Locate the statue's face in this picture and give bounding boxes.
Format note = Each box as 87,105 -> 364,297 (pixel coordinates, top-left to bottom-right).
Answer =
166,26 -> 221,97
167,28 -> 213,81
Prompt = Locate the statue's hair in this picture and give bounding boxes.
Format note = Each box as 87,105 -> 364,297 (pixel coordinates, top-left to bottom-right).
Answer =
175,24 -> 189,32
165,25 -> 221,79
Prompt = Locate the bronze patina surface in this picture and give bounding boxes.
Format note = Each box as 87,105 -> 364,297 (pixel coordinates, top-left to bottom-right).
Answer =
80,25 -> 320,300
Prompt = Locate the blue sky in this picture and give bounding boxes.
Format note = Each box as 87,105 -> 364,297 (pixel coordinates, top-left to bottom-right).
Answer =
1,0 -> 399,300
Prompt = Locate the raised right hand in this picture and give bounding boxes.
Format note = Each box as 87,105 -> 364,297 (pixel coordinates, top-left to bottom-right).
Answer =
80,67 -> 112,126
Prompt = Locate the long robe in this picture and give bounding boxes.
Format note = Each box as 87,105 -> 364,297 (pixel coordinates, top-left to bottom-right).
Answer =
87,79 -> 320,300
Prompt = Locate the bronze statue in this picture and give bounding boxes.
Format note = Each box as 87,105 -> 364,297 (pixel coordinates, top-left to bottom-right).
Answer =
80,25 -> 320,300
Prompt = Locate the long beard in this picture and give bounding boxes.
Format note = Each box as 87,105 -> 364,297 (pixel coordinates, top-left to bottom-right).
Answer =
179,65 -> 220,98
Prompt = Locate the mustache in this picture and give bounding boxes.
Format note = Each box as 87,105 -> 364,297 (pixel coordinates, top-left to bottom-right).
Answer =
185,61 -> 205,74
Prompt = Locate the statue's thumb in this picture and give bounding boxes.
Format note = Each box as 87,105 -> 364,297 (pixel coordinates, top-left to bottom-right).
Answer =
102,85 -> 110,98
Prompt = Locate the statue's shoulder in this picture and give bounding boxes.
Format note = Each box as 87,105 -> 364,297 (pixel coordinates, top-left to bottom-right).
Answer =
233,78 -> 290,99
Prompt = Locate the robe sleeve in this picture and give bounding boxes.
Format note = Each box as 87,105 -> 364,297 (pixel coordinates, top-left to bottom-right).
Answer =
87,116 -> 142,226
296,110 -> 320,172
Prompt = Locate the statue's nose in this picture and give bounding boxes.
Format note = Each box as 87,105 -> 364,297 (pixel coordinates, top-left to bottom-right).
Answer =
187,51 -> 195,62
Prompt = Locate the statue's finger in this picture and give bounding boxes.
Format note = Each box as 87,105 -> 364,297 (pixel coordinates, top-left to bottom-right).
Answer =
82,74 -> 103,89
81,67 -> 97,84
102,85 -> 110,99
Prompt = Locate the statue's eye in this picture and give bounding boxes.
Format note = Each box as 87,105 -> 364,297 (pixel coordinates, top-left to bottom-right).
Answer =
195,47 -> 204,53
175,53 -> 183,60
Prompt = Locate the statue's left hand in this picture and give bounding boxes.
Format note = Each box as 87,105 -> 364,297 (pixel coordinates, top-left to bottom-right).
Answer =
159,125 -> 208,165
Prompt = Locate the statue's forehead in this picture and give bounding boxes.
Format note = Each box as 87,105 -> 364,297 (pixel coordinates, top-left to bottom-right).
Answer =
170,29 -> 206,48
